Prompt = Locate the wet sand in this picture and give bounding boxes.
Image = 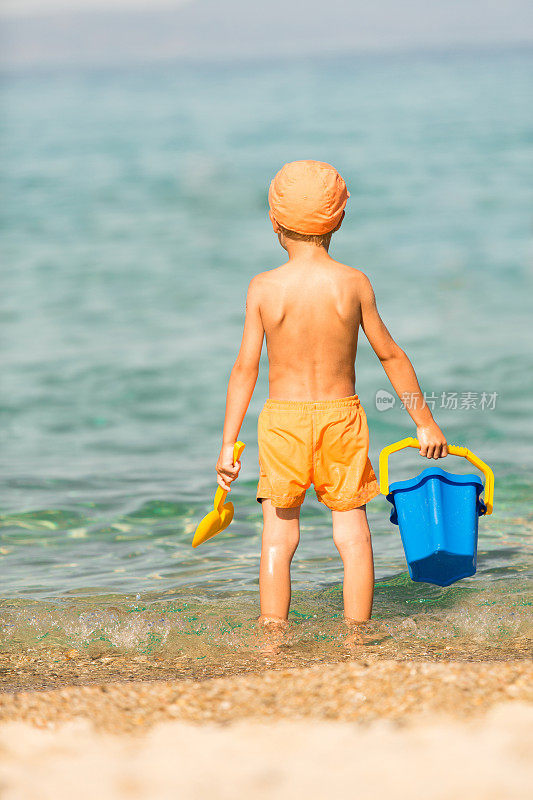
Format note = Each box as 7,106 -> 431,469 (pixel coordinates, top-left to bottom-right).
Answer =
1,627 -> 531,694
1,658 -> 532,732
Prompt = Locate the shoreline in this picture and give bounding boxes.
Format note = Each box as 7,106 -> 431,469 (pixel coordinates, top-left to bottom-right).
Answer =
2,642 -> 532,696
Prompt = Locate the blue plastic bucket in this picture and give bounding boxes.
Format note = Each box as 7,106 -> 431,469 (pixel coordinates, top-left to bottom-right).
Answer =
387,466 -> 487,587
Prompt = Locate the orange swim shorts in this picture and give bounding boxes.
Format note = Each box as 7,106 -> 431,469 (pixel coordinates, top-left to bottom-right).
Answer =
256,394 -> 380,511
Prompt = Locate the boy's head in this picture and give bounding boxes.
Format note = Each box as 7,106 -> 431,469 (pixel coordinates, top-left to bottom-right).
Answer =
268,160 -> 349,248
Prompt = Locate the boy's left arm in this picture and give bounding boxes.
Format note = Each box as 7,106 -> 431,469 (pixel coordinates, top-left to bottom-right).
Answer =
359,273 -> 448,459
216,277 -> 264,491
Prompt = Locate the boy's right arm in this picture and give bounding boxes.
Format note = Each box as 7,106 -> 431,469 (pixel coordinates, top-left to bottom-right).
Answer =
358,274 -> 448,459
216,276 -> 265,490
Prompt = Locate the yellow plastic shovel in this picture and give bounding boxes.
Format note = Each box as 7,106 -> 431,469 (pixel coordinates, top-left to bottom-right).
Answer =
192,441 -> 246,548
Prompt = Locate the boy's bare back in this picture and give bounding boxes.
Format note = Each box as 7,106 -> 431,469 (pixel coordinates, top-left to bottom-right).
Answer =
217,160 -> 447,503
255,255 -> 363,401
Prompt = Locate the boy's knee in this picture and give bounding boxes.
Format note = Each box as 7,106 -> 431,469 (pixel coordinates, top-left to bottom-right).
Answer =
262,502 -> 301,553
263,526 -> 299,555
333,527 -> 371,551
277,529 -> 300,552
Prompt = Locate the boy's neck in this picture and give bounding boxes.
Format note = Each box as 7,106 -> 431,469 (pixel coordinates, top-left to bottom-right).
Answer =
283,239 -> 331,261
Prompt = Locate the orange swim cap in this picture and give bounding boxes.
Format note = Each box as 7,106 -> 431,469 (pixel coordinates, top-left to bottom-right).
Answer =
268,160 -> 350,236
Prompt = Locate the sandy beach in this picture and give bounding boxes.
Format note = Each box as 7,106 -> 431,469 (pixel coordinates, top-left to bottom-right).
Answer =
1,658 -> 532,799
1,705 -> 532,800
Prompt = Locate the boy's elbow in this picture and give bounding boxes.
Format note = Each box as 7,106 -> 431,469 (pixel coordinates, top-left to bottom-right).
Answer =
232,360 -> 259,379
379,344 -> 406,364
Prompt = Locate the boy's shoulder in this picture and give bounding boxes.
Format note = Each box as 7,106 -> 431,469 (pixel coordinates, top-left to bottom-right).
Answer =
328,260 -> 372,283
328,262 -> 375,298
250,261 -> 372,283
246,263 -> 374,305
246,270 -> 271,298
246,267 -> 286,297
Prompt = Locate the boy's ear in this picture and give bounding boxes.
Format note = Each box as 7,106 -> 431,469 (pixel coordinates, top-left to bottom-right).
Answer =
269,210 -> 281,233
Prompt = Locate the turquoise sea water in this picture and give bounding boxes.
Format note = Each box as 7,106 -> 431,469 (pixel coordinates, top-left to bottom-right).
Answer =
0,49 -> 532,662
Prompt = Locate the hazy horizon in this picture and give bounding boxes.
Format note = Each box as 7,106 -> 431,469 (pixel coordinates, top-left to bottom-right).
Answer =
1,0 -> 532,68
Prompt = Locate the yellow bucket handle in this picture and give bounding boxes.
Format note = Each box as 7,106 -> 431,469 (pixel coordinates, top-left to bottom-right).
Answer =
379,437 -> 494,515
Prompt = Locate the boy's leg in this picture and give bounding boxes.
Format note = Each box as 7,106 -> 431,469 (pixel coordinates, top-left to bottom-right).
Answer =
331,505 -> 374,622
259,499 -> 301,621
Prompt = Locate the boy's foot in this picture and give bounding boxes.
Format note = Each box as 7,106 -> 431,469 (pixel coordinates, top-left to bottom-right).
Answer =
256,615 -> 288,656
343,617 -> 371,648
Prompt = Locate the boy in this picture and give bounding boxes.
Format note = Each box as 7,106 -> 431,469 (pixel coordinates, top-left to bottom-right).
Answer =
216,160 -> 447,625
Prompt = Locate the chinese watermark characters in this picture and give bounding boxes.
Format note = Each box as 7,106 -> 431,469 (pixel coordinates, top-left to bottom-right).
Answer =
375,390 -> 498,413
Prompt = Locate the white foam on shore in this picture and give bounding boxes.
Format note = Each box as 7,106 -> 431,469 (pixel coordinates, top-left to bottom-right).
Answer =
0,703 -> 531,799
